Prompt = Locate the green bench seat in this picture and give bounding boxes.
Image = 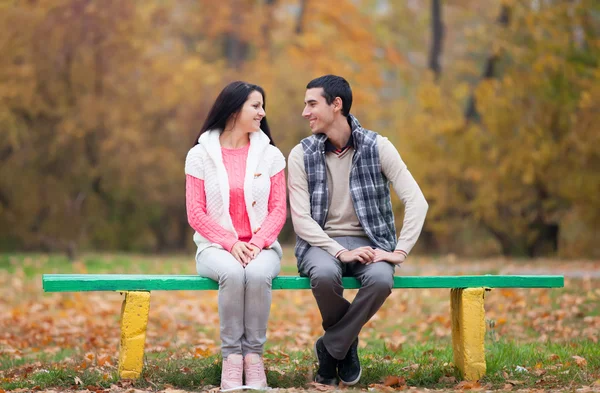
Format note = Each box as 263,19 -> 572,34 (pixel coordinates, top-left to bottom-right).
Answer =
42,273 -> 564,381
43,274 -> 563,292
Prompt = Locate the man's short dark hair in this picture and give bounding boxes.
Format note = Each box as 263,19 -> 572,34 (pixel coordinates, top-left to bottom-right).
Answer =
306,75 -> 352,117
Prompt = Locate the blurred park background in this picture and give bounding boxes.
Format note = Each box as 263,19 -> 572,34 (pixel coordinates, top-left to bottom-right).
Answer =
1,0 -> 599,259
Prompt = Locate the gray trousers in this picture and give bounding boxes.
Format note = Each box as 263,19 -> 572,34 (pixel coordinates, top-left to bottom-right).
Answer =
298,236 -> 395,360
196,247 -> 281,357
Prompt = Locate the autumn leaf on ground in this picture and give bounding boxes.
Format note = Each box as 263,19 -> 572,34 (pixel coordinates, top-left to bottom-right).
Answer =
367,384 -> 396,392
438,375 -> 456,383
98,355 -> 113,367
455,380 -> 482,390
193,347 -> 211,358
572,355 -> 587,367
383,375 -> 406,387
307,381 -> 336,391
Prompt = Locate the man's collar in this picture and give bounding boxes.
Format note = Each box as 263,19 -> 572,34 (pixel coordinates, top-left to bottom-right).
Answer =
325,132 -> 354,152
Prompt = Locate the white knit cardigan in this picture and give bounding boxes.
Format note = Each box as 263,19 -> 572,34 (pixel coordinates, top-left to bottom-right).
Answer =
185,129 -> 286,257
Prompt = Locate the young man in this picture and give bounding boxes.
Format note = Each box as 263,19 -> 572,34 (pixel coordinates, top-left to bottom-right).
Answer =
288,75 -> 429,386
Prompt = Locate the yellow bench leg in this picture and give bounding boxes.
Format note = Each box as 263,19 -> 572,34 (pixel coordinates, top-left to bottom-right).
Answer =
451,288 -> 486,381
118,291 -> 151,379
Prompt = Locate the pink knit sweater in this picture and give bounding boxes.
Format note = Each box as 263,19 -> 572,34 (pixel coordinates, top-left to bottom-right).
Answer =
186,144 -> 286,253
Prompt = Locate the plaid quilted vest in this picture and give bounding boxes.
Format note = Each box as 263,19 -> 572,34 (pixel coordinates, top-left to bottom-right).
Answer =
295,114 -> 397,262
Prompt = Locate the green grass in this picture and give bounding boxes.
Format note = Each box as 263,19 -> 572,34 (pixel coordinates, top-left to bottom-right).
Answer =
0,252 -> 300,278
0,349 -> 77,371
2,340 -> 599,391
2,252 -> 599,391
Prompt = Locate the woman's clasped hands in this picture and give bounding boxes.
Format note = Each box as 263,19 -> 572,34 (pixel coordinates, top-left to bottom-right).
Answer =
230,241 -> 261,267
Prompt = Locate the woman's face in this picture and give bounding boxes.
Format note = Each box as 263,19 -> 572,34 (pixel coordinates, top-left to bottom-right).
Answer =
234,90 -> 266,133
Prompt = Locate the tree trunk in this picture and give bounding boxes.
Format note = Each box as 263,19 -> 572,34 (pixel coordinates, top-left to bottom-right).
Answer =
262,0 -> 277,57
482,222 -> 525,257
528,223 -> 559,257
428,0 -> 444,81
465,5 -> 511,121
224,0 -> 249,69
295,0 -> 309,35
178,216 -> 191,250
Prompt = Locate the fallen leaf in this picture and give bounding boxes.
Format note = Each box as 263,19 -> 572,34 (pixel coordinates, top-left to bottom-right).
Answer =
455,381 -> 482,390
193,347 -> 211,359
368,384 -> 396,392
383,375 -> 406,386
74,376 -> 83,385
97,355 -> 113,367
438,375 -> 456,383
572,355 -> 587,367
307,382 -> 336,391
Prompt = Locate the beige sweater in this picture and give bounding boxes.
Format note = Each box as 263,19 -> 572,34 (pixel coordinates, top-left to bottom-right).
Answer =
288,135 -> 428,258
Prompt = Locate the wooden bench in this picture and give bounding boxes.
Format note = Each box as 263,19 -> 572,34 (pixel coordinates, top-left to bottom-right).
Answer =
42,274 -> 564,381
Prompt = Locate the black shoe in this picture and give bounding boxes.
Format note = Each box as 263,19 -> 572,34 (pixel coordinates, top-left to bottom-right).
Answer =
338,338 -> 361,385
314,337 -> 339,386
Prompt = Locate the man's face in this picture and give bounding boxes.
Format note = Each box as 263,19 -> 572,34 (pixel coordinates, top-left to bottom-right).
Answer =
302,88 -> 335,135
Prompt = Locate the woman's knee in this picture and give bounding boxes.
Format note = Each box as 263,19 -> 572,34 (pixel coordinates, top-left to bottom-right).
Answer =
244,267 -> 274,286
245,251 -> 280,285
219,265 -> 245,287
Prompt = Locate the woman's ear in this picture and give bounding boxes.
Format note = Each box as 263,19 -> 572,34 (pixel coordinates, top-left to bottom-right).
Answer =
225,112 -> 239,130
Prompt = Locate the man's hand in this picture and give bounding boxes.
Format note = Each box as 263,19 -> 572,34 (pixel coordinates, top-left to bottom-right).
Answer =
373,249 -> 406,265
338,247 -> 376,264
230,241 -> 254,267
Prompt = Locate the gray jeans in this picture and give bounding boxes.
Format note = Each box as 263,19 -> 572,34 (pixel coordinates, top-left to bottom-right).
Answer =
196,247 -> 281,357
298,236 -> 395,359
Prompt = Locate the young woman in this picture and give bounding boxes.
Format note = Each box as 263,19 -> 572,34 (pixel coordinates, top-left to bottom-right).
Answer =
185,81 -> 286,391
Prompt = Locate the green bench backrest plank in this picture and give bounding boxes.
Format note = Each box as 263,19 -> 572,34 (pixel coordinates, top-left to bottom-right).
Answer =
42,274 -> 564,292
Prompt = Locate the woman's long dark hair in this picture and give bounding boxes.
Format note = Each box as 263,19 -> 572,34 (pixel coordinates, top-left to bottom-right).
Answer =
194,81 -> 275,146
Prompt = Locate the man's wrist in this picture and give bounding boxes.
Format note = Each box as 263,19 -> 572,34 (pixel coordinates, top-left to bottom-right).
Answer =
335,249 -> 348,260
393,250 -> 407,264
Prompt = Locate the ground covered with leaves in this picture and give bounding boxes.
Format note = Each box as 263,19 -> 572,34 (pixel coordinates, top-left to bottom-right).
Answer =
1,252 -> 599,392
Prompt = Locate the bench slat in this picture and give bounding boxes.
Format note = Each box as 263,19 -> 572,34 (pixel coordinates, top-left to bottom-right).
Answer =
42,274 -> 564,292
